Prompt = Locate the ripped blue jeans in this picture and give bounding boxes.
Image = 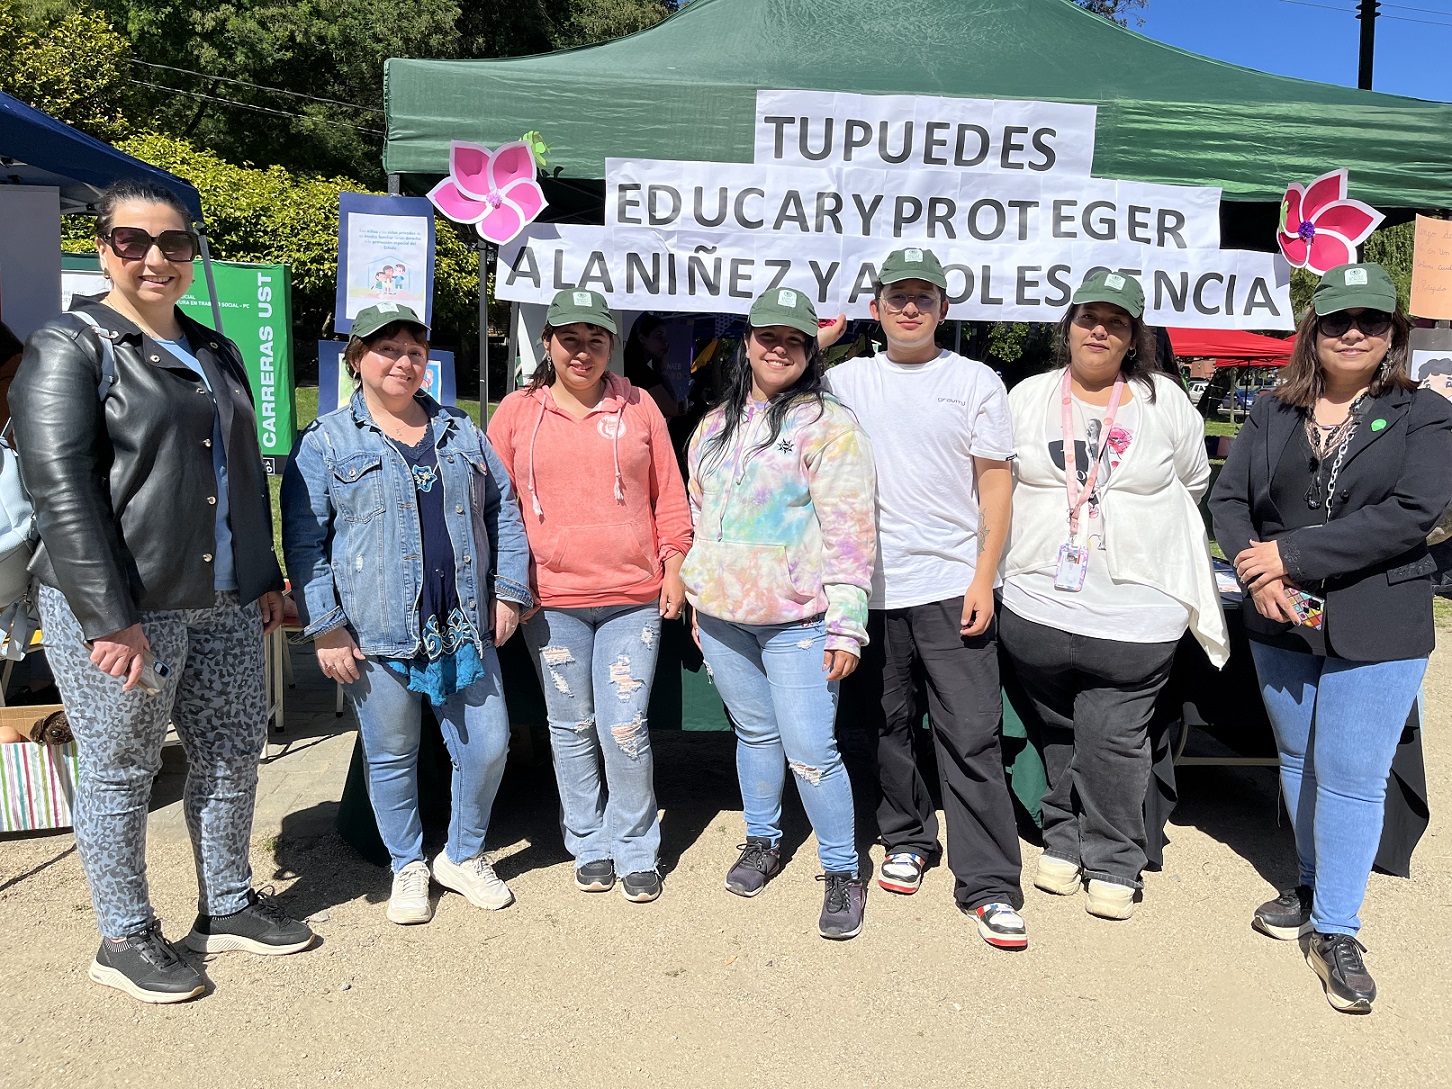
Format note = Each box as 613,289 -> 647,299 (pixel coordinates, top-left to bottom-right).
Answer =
697,614 -> 856,875
524,604 -> 661,876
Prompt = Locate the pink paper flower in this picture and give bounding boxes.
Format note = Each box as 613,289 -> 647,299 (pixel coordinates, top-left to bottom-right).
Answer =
427,140 -> 547,245
1277,169 -> 1383,275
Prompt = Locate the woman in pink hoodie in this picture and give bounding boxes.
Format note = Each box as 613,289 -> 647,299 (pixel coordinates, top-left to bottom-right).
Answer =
489,289 -> 692,903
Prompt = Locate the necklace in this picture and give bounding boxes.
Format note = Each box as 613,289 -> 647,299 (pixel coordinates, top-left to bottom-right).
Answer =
1303,393 -> 1366,513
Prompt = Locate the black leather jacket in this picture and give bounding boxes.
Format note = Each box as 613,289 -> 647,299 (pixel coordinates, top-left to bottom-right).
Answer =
9,297 -> 283,640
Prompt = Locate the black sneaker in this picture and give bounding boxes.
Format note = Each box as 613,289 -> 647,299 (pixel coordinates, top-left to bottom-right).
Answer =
817,872 -> 866,940
1253,885 -> 1313,941
725,837 -> 781,898
184,888 -> 314,956
1307,932 -> 1376,1013
621,871 -> 662,903
575,859 -> 617,892
89,921 -> 206,1004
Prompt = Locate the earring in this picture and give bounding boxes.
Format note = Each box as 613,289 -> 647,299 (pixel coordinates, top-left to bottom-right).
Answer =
1127,347 -> 1138,359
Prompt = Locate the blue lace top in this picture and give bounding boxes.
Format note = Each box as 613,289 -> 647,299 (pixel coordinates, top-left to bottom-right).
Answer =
383,418 -> 486,704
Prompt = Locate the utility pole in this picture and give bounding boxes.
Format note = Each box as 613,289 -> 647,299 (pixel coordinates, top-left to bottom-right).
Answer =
1357,0 -> 1380,90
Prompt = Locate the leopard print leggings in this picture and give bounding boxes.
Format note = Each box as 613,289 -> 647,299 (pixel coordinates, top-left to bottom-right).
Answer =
39,584 -> 266,939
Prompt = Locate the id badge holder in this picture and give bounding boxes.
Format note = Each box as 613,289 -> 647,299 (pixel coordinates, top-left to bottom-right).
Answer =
1054,542 -> 1089,592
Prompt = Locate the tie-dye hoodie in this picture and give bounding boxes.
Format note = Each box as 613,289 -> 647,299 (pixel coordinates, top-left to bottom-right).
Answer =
682,396 -> 876,654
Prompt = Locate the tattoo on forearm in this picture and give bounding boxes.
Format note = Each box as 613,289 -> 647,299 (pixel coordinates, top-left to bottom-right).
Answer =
978,519 -> 990,555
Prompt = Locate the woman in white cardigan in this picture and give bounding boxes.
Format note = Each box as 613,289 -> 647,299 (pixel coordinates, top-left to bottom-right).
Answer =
999,271 -> 1227,921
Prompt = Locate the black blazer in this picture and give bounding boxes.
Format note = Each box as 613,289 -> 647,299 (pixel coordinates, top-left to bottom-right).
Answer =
1210,385 -> 1452,662
10,297 -> 284,641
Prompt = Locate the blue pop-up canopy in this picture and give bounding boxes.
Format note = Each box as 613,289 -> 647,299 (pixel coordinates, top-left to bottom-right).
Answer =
0,91 -> 223,330
0,91 -> 202,219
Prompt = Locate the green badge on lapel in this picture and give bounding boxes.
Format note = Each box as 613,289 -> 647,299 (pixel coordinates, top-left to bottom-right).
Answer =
1371,418 -> 1387,431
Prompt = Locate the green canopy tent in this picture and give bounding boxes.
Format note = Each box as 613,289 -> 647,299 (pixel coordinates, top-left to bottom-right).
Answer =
384,0 -> 1452,225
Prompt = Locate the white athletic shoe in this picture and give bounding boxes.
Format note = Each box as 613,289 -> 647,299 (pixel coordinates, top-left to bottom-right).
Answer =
1084,879 -> 1136,920
433,851 -> 515,911
386,861 -> 433,925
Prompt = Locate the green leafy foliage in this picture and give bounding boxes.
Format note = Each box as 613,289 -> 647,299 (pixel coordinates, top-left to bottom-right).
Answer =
1075,0 -> 1148,27
61,133 -> 481,356
0,0 -> 134,140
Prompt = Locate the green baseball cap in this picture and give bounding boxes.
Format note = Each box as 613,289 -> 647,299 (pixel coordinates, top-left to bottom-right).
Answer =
546,288 -> 618,335
877,247 -> 948,290
1071,269 -> 1146,319
749,286 -> 819,337
1313,263 -> 1398,315
350,302 -> 428,340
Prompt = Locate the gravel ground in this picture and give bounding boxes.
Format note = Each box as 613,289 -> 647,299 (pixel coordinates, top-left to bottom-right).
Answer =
2,640 -> 1450,1089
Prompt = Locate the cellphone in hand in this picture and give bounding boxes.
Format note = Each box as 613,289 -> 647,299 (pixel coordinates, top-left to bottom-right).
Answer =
1281,587 -> 1326,630
136,649 -> 172,696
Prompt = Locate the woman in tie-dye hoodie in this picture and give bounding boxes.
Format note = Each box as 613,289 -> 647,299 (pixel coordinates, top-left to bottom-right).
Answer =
682,286 -> 876,941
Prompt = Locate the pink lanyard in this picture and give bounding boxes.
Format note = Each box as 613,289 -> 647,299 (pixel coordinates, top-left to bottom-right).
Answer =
1061,368 -> 1125,541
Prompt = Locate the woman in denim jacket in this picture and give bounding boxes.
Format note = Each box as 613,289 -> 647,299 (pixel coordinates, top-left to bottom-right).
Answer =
281,304 -> 531,926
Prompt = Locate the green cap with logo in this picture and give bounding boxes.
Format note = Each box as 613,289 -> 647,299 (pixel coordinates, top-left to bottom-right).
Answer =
350,302 -> 429,340
877,246 -> 948,289
546,288 -> 618,335
1313,262 -> 1398,315
1071,269 -> 1146,318
749,286 -> 819,337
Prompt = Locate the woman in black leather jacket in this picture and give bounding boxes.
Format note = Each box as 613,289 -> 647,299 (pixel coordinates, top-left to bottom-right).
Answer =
1211,262 -> 1452,1015
9,179 -> 312,1004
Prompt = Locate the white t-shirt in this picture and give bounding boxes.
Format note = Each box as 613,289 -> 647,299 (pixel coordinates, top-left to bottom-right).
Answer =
824,349 -> 1013,609
1000,390 -> 1190,643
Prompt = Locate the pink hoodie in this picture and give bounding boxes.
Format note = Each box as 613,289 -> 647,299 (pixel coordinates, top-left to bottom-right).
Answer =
488,372 -> 693,609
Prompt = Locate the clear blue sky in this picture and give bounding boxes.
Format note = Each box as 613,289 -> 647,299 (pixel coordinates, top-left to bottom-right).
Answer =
1129,0 -> 1452,102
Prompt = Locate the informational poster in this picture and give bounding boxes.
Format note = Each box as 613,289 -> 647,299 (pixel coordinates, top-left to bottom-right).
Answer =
178,262 -> 297,474
335,193 -> 436,335
1411,214 -> 1452,321
317,342 -> 457,416
1410,324 -> 1452,403
499,90 -> 1294,330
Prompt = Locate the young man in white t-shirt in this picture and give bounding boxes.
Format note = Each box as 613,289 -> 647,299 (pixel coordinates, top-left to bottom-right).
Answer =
823,247 -> 1026,950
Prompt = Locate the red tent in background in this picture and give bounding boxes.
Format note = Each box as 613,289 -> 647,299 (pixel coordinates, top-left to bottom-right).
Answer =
1167,327 -> 1296,368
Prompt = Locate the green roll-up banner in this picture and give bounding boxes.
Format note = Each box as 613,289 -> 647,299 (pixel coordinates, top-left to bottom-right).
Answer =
177,261 -> 297,474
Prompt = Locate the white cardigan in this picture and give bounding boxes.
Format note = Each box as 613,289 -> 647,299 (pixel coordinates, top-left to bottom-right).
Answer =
1001,369 -> 1229,668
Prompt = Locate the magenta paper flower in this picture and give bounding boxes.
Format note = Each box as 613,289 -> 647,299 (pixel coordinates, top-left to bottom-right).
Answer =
1277,169 -> 1383,275
427,140 -> 547,244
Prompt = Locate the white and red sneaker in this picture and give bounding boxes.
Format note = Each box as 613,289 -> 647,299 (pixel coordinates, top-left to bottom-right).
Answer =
974,902 -> 1028,950
878,851 -> 927,895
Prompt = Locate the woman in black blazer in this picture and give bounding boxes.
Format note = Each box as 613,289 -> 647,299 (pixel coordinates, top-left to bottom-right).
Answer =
1211,263 -> 1452,1015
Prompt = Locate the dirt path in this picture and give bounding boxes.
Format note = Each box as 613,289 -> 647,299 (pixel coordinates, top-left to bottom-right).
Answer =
2,643 -> 1450,1089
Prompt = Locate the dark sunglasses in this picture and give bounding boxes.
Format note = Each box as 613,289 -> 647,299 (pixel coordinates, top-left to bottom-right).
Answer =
100,226 -> 200,262
1317,310 -> 1392,338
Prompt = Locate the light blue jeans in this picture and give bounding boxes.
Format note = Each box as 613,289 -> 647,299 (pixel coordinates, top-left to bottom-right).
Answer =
523,604 -> 662,876
1249,641 -> 1427,936
697,614 -> 856,875
345,650 -> 511,872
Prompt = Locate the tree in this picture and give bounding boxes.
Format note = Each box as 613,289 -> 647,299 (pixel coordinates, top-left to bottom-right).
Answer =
1075,0 -> 1147,27
0,0 -> 134,140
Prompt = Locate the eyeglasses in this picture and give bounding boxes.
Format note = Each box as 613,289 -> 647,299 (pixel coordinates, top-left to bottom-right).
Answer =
1317,310 -> 1392,339
100,227 -> 200,262
879,291 -> 942,314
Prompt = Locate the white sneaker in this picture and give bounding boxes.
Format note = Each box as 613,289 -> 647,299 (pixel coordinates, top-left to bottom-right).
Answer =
1085,879 -> 1136,920
433,851 -> 515,911
387,861 -> 433,925
1033,855 -> 1083,896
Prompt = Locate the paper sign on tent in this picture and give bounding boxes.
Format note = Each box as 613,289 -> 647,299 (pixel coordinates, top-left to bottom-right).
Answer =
1411,215 -> 1452,320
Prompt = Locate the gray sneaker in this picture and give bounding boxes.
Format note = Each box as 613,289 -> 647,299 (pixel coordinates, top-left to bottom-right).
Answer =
1307,932 -> 1376,1013
575,859 -> 617,893
184,887 -> 314,955
817,872 -> 866,940
621,871 -> 662,903
1253,885 -> 1313,941
725,838 -> 781,898
89,921 -> 206,1004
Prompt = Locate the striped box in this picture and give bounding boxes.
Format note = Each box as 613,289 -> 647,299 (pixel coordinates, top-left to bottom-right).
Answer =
1,739 -> 79,832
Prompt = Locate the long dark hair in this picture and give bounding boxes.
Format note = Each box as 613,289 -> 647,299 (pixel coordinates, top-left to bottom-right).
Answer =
1053,303 -> 1160,403
699,324 -> 827,471
624,313 -> 667,389
529,322 -> 616,390
1274,306 -> 1414,409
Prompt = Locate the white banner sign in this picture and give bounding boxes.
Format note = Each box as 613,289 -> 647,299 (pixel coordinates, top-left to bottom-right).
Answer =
498,89 -> 1293,329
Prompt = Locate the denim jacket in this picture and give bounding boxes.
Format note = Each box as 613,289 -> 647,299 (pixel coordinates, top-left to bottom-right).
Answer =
280,390 -> 532,658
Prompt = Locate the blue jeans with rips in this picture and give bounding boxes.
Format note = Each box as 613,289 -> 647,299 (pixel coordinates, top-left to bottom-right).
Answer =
1248,641 -> 1427,936
523,604 -> 662,877
697,613 -> 856,875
